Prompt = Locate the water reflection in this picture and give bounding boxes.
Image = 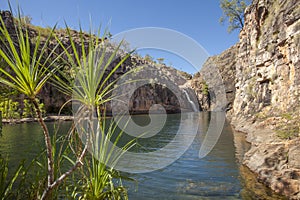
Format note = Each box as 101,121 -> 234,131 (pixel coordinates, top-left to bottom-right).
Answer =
0,122 -> 72,171
0,113 -> 284,199
232,129 -> 288,200
126,112 -> 242,199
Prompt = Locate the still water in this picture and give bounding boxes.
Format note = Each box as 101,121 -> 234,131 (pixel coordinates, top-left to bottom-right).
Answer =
0,112 -> 260,199
126,113 -> 242,199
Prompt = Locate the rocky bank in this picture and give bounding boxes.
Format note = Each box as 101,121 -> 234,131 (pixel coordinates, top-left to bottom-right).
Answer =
191,0 -> 300,198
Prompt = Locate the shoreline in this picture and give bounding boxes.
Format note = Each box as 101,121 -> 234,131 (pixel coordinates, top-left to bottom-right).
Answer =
2,115 -> 74,124
231,117 -> 300,199
1,110 -> 202,125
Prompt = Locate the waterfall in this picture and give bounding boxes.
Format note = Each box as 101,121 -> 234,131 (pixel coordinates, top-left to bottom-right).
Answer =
183,89 -> 198,112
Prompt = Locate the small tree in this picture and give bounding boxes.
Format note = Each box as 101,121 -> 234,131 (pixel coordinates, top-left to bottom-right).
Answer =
156,57 -> 165,65
219,0 -> 250,33
0,12 -> 63,198
21,15 -> 32,24
144,54 -> 154,62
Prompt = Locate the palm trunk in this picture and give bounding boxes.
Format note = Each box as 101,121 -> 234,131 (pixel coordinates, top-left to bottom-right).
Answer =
39,105 -> 91,199
31,98 -> 55,199
0,111 -> 2,135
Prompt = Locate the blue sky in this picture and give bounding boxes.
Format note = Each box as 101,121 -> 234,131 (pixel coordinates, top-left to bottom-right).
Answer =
1,0 -> 242,74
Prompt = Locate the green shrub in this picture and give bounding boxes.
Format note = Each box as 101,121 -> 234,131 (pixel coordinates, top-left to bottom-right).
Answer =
276,127 -> 299,140
281,113 -> 293,120
276,113 -> 299,140
255,112 -> 268,121
0,99 -> 20,119
22,99 -> 46,118
202,82 -> 209,95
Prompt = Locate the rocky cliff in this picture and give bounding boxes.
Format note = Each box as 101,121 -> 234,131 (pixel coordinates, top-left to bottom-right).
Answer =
0,11 -> 196,115
226,0 -> 299,198
191,0 -> 300,198
232,0 -> 299,122
191,44 -> 237,114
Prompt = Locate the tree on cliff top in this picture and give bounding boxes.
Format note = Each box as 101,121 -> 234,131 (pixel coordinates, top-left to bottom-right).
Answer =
219,0 -> 250,33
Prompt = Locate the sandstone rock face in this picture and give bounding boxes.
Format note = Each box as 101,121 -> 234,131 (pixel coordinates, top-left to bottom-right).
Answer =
190,44 -> 237,114
243,137 -> 300,199
232,0 -> 300,121
40,54 -> 195,114
230,0 -> 300,199
104,61 -> 195,114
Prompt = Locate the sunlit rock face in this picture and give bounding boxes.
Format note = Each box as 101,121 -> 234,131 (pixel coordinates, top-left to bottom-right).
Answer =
190,0 -> 299,198
230,0 -> 300,198
232,0 -> 300,121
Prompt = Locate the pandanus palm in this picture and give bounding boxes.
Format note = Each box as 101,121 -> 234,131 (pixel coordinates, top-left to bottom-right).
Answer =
0,14 -> 61,198
54,26 -> 137,199
0,9 -> 135,199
